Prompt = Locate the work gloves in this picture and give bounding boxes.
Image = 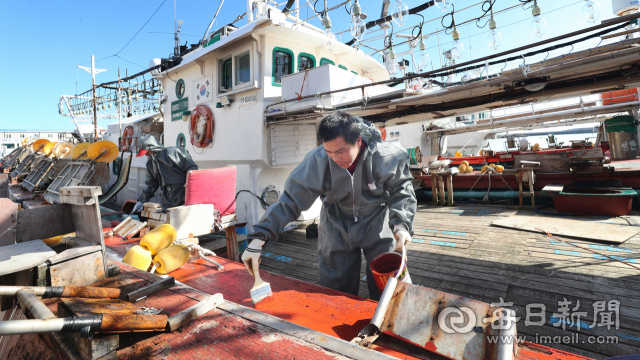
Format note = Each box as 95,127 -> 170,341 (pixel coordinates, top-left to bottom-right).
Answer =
393,224 -> 411,253
242,238 -> 266,276
131,201 -> 144,214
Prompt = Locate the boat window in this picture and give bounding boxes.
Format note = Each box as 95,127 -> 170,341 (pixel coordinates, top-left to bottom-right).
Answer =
272,47 -> 293,86
320,58 -> 335,66
338,65 -> 348,71
298,53 -> 315,72
236,51 -> 251,85
216,42 -> 258,96
221,58 -> 232,92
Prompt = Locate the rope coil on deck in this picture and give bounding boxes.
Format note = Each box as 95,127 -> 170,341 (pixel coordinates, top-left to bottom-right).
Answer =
174,239 -> 224,270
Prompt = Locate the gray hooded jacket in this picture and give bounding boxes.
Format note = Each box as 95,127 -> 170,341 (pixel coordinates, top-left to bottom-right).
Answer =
254,117 -> 417,246
137,134 -> 198,208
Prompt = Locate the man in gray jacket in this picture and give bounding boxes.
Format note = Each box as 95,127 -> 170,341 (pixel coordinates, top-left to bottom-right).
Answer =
131,134 -> 198,213
242,112 -> 416,300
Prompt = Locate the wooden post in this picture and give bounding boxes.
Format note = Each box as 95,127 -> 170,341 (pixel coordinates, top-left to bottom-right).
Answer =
225,225 -> 239,262
528,169 -> 536,209
518,170 -> 524,208
431,176 -> 438,205
438,176 -> 446,206
446,174 -> 454,206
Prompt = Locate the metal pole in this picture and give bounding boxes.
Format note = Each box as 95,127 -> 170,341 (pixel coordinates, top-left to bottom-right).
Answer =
295,0 -> 299,21
62,97 -> 86,141
91,55 -> 98,140
118,68 -> 122,137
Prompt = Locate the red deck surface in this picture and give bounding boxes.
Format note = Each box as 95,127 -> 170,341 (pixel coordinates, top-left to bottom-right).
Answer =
168,256 -> 592,360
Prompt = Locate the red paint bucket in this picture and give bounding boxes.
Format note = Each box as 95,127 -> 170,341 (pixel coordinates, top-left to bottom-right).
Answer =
370,252 -> 412,294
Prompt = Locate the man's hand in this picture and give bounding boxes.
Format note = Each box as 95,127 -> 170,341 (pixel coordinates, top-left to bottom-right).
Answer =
393,224 -> 411,253
242,239 -> 266,275
131,201 -> 144,214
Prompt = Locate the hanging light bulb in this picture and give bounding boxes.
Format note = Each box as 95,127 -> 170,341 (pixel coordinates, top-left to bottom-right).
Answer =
391,0 -> 409,27
486,14 -> 501,50
350,0 -> 367,42
529,0 -> 547,39
387,45 -> 398,77
581,0 -> 600,24
434,0 -> 452,12
108,102 -> 113,109
417,37 -> 430,71
256,0 -> 267,18
322,13 -> 335,52
450,27 -> 464,60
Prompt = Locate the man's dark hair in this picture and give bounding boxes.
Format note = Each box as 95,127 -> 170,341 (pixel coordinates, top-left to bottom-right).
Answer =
317,112 -> 361,145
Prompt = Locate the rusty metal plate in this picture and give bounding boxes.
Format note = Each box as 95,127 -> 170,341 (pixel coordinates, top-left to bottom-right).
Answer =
61,298 -> 139,316
60,298 -> 167,333
379,281 -> 506,360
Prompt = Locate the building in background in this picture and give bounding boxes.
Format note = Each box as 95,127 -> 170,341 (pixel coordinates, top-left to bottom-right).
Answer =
0,130 -> 74,155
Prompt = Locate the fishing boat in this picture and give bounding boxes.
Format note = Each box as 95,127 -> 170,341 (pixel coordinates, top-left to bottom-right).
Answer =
0,0 -> 635,358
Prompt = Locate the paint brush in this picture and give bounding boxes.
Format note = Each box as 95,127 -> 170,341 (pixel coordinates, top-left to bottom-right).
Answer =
250,260 -> 273,305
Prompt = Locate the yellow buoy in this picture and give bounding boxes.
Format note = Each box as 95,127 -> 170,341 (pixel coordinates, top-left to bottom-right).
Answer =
21,137 -> 30,146
87,141 -> 119,163
458,164 -> 467,173
42,232 -> 75,246
496,165 -> 504,173
42,142 -> 59,156
153,244 -> 191,274
454,151 -> 462,157
489,164 -> 495,168
465,166 -> 473,173
123,245 -> 153,271
140,224 -> 177,255
52,142 -> 74,159
481,165 -> 489,173
461,160 -> 469,166
31,139 -> 50,153
72,142 -> 91,160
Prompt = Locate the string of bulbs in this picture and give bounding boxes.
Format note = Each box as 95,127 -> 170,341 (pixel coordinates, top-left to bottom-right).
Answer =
336,0 -> 605,83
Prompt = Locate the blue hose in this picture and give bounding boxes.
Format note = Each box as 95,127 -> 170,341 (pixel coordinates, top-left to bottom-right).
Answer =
418,189 -> 476,203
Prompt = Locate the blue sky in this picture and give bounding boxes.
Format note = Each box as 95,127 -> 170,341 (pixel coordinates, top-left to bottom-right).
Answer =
0,0 -> 617,130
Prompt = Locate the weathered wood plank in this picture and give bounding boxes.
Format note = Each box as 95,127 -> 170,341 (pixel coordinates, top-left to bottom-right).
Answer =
15,204 -> 74,243
491,215 -> 640,243
49,251 -> 105,286
0,240 -> 55,276
167,293 -> 224,331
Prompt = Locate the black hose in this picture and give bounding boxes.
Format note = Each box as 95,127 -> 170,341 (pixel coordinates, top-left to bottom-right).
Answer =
282,0 -> 296,14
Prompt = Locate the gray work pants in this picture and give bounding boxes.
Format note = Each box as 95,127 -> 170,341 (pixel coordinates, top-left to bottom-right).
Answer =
317,207 -> 395,301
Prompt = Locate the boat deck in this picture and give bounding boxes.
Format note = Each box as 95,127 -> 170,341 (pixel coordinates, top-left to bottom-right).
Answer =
259,202 -> 640,359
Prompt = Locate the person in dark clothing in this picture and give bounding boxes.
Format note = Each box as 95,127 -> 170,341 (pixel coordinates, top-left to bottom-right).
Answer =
131,134 -> 198,212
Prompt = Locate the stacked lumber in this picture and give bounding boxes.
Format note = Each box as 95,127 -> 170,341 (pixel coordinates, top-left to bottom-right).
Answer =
141,203 -> 166,229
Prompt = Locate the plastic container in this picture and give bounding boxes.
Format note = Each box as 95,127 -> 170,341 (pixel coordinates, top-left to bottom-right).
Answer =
370,251 -> 412,294
552,188 -> 635,216
604,116 -> 639,160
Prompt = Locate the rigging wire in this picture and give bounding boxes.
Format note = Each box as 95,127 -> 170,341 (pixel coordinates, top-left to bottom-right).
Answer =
116,0 -> 168,55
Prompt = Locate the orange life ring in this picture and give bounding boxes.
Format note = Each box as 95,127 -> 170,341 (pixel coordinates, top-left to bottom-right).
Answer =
189,105 -> 214,147
121,125 -> 134,151
380,127 -> 387,141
